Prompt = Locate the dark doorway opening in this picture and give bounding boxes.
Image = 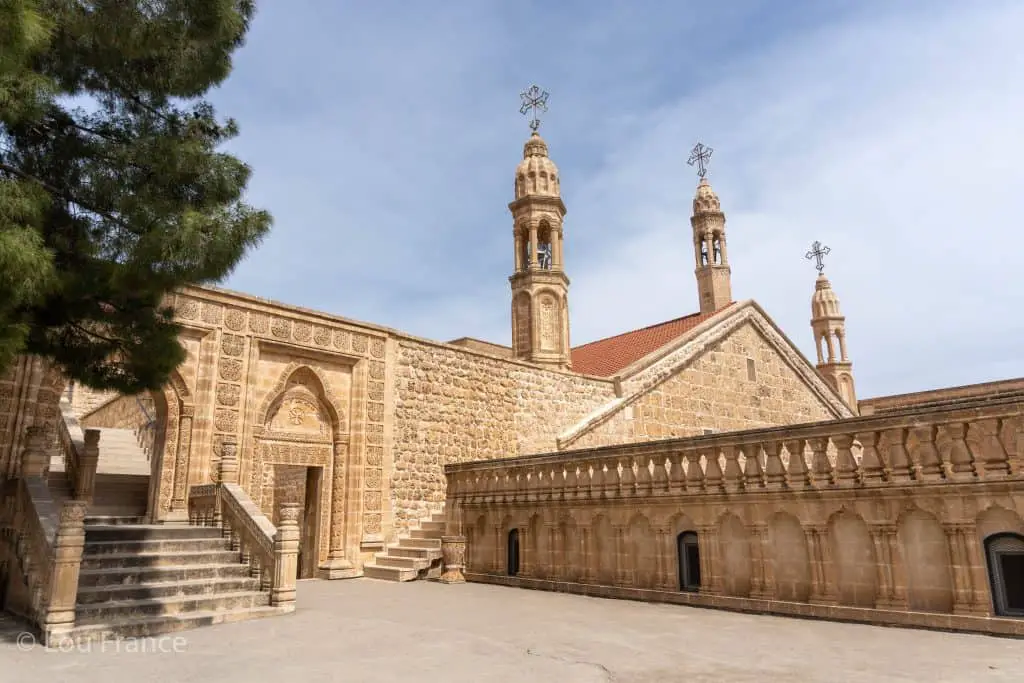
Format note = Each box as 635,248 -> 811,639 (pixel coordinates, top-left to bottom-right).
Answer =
986,532 -> 1024,617
677,531 -> 701,591
507,529 -> 520,577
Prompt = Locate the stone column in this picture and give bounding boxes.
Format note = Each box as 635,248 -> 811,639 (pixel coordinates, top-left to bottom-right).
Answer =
439,535 -> 467,584
885,526 -> 908,609
321,441 -> 358,579
870,526 -> 893,609
697,526 -> 719,594
20,426 -> 48,478
945,522 -> 979,614
271,503 -> 301,607
528,223 -> 538,267
166,405 -> 195,522
962,524 -> 991,614
74,429 -> 100,504
41,500 -> 88,646
749,524 -> 765,598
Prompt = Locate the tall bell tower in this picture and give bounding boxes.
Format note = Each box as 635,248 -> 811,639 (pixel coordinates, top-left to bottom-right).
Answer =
509,85 -> 571,369
688,143 -> 733,314
806,241 -> 858,412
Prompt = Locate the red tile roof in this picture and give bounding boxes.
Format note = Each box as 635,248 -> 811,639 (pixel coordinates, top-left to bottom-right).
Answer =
570,304 -> 734,377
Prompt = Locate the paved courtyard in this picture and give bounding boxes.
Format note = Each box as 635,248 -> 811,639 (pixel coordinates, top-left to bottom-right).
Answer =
2,579 -> 1023,682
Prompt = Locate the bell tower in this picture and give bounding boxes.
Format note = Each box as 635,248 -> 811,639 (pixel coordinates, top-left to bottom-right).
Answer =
806,241 -> 858,412
509,85 -> 571,369
688,143 -> 732,314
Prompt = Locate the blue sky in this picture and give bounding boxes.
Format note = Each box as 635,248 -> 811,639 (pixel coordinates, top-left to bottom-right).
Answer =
212,0 -> 1023,399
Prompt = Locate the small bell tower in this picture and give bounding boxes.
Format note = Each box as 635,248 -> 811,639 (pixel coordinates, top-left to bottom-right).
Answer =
688,143 -> 732,314
806,241 -> 858,412
509,85 -> 571,369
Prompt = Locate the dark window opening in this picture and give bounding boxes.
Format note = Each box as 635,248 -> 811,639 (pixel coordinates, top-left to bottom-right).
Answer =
677,531 -> 701,592
507,529 -> 520,577
986,533 -> 1024,617
746,358 -> 756,381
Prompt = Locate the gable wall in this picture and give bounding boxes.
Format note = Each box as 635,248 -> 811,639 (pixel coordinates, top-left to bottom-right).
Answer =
569,321 -> 838,449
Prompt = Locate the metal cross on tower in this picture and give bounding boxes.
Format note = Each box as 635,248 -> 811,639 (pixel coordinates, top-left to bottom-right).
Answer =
519,85 -> 549,132
805,240 -> 831,274
687,142 -> 714,180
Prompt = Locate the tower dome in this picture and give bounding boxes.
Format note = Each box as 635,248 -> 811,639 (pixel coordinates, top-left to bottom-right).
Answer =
514,131 -> 560,199
692,177 -> 721,214
811,273 -> 843,319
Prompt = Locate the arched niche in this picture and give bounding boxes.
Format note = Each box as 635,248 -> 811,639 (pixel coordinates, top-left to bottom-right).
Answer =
149,368 -> 195,523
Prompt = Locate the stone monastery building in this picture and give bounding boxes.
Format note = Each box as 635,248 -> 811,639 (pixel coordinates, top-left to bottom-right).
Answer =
1,123 -> 1022,643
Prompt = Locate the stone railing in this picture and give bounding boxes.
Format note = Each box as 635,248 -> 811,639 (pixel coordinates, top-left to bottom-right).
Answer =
133,396 -> 157,460
2,426 -> 89,645
443,392 -> 1024,636
187,442 -> 298,610
58,403 -> 100,502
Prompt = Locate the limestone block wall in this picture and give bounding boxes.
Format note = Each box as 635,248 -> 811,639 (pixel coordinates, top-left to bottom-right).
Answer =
569,322 -> 837,449
79,394 -> 153,430
392,339 -> 615,528
66,384 -> 118,419
446,391 -> 1024,636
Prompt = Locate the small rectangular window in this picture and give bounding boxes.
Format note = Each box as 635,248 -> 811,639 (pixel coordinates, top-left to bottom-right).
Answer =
703,428 -> 716,435
747,357 -> 756,381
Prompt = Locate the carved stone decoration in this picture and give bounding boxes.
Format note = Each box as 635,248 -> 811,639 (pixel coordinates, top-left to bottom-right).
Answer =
268,394 -> 327,436
365,445 -> 383,467
367,381 -> 384,402
514,293 -> 531,353
176,296 -> 200,320
363,513 -> 382,535
332,329 -> 350,350
365,468 -> 382,490
368,361 -> 385,381
255,364 -> 348,437
314,326 -> 331,346
293,322 -> 312,343
367,401 -> 384,423
219,359 -> 243,382
539,293 -> 558,351
223,307 -> 246,331
249,312 -> 269,334
201,303 -> 223,325
364,490 -> 381,511
351,333 -> 368,354
366,423 -> 383,445
221,334 -> 244,357
216,383 -> 241,407
439,536 -> 467,584
214,408 -> 238,433
370,338 -> 385,359
271,317 -> 292,339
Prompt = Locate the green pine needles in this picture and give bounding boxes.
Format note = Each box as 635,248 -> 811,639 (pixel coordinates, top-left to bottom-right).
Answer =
0,0 -> 271,392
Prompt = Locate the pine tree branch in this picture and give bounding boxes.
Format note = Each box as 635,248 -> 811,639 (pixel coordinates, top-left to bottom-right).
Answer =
69,322 -> 121,346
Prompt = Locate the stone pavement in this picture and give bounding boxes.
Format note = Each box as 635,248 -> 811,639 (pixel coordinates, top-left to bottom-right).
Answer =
2,579 -> 1023,682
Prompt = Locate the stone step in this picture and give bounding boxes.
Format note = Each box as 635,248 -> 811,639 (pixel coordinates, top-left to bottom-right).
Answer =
419,520 -> 445,533
76,577 -> 261,604
372,553 -> 428,570
84,525 -> 223,542
74,591 -> 271,626
80,550 -> 240,571
83,537 -> 230,556
85,516 -> 146,526
397,537 -> 440,550
362,564 -> 418,582
67,605 -> 290,643
387,545 -> 441,561
409,528 -> 443,540
77,563 -> 252,588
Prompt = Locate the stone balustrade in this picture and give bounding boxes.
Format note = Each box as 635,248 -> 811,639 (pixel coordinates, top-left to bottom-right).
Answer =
187,443 -> 299,610
58,403 -> 100,504
443,392 -> 1024,635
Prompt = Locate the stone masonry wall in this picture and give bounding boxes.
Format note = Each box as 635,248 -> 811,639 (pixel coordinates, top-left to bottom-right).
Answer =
570,322 -> 837,449
80,394 -> 154,431
392,339 -> 616,527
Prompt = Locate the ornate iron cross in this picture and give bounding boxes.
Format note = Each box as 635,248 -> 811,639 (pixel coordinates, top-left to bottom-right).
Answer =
519,85 -> 549,132
805,241 -> 831,274
687,142 -> 713,180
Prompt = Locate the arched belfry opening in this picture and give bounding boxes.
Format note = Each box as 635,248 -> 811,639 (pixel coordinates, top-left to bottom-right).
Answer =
677,531 -> 701,591
985,532 -> 1024,617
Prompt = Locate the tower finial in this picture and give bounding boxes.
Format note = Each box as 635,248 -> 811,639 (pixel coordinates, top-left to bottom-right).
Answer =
687,142 -> 714,180
519,84 -> 549,133
805,240 -> 831,274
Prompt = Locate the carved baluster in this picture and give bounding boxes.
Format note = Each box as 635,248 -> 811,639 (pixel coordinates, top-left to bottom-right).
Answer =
808,438 -> 832,487
884,428 -> 912,481
589,462 -> 604,500
971,418 -> 1006,479
563,464 -> 578,500
667,452 -> 686,492
741,444 -> 764,490
618,458 -> 636,497
943,422 -> 978,480
784,438 -> 809,489
702,447 -> 723,492
763,441 -> 786,488
855,430 -> 885,482
910,425 -> 942,480
652,455 -> 669,493
833,434 -> 860,486
721,445 -> 742,492
603,459 -> 622,499
635,455 -> 653,496
526,469 -> 540,503
998,416 -> 1023,476
685,450 -> 705,491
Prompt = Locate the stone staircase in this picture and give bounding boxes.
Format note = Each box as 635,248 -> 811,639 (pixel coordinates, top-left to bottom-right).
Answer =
362,510 -> 446,581
48,426 -> 149,518
67,520 -> 286,641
